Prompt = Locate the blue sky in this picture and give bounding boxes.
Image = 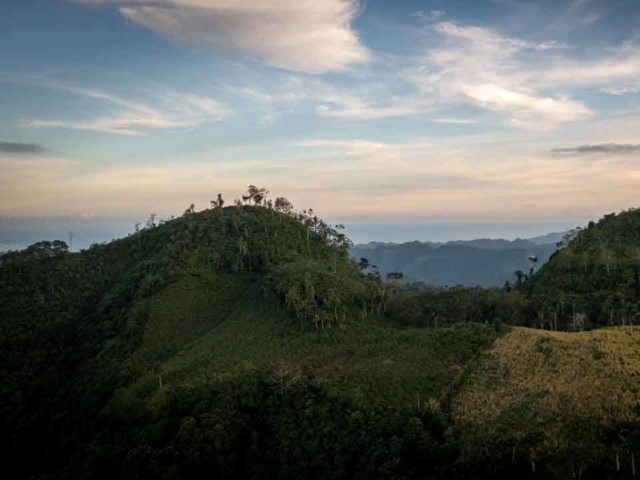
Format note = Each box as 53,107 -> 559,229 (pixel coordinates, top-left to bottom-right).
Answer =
2,0 -> 640,248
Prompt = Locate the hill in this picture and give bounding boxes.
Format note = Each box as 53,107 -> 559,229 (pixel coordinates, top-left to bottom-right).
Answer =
351,238 -> 557,287
453,326 -> 640,478
527,231 -> 568,246
1,195 -> 639,479
524,208 -> 640,330
0,198 -> 500,479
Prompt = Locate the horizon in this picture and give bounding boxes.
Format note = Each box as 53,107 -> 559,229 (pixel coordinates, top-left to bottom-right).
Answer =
0,207 -> 587,252
3,0 -> 640,245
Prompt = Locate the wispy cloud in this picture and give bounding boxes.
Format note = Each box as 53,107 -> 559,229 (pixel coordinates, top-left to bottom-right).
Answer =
412,10 -> 445,24
0,142 -> 49,154
542,42 -> 640,94
549,0 -> 601,33
294,139 -> 387,156
551,143 -> 640,155
431,118 -> 476,125
3,134 -> 640,222
402,21 -> 593,129
316,102 -> 428,121
580,11 -> 601,26
24,85 -> 232,136
73,0 -> 370,73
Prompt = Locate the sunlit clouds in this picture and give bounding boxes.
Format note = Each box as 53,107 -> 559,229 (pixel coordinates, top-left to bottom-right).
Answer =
74,0 -> 371,73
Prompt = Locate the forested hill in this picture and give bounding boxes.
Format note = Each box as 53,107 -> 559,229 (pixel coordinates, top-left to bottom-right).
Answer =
523,208 -> 640,329
351,237 -> 558,287
2,193 -> 640,479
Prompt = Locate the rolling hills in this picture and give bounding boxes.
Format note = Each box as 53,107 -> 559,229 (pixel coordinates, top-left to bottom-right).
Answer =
2,199 -> 640,479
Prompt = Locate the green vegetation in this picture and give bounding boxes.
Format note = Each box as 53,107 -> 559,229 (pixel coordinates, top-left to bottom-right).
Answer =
524,208 -> 640,330
453,327 -> 640,478
2,191 -> 640,479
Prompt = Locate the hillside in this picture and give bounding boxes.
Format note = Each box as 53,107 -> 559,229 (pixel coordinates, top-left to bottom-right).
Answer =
0,200 -> 500,479
453,326 -> 640,478
2,198 -> 640,479
524,208 -> 640,329
351,238 -> 557,287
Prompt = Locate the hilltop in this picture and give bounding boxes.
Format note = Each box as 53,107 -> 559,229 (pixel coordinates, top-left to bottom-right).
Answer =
1,194 -> 640,479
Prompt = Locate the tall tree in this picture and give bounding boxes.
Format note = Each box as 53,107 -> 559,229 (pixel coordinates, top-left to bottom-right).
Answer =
68,231 -> 75,252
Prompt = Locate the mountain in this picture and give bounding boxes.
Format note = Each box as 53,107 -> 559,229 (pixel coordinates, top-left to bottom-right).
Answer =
526,231 -> 568,246
1,202 -> 639,479
351,237 -> 558,287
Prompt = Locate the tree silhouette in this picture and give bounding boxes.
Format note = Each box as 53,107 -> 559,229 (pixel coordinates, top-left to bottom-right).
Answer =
184,204 -> 195,215
243,185 -> 269,206
211,193 -> 224,209
68,231 -> 75,252
358,257 -> 370,271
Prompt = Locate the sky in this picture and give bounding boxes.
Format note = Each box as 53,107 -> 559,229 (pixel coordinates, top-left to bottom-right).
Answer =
2,0 -> 640,249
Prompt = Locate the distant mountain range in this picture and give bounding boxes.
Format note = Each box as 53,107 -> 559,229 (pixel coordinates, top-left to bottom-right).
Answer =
351,233 -> 566,287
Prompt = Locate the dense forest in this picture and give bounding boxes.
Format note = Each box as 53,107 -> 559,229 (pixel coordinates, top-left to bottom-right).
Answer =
1,188 -> 640,479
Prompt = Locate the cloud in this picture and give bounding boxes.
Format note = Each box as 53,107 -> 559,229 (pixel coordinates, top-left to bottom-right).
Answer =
3,133 -> 640,223
550,143 -> 640,155
0,142 -> 49,154
293,138 -> 435,159
402,21 -> 593,129
604,85 -> 640,95
24,85 -> 232,136
294,139 -> 387,156
542,42 -> 640,93
413,10 -> 445,24
316,102 -> 428,120
74,0 -> 370,73
580,11 -> 601,26
431,118 -> 476,125
550,0 -> 601,33
226,74 -> 430,122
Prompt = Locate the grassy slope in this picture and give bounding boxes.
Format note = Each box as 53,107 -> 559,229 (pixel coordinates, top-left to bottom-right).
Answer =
115,271 -> 499,415
453,326 -> 640,465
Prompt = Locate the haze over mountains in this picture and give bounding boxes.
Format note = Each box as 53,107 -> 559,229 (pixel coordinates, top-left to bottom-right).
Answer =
351,233 -> 567,287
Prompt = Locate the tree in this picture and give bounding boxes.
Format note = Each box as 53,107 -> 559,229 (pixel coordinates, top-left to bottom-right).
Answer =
243,185 -> 269,206
514,270 -> 525,286
358,257 -> 370,271
146,213 -> 157,229
387,272 -> 404,283
274,197 -> 294,215
184,204 -> 195,215
68,231 -> 75,252
211,193 -> 224,209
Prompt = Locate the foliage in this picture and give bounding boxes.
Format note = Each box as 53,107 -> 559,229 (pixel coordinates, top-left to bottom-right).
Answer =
2,194 -> 640,479
452,326 -> 640,478
524,208 -> 640,330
